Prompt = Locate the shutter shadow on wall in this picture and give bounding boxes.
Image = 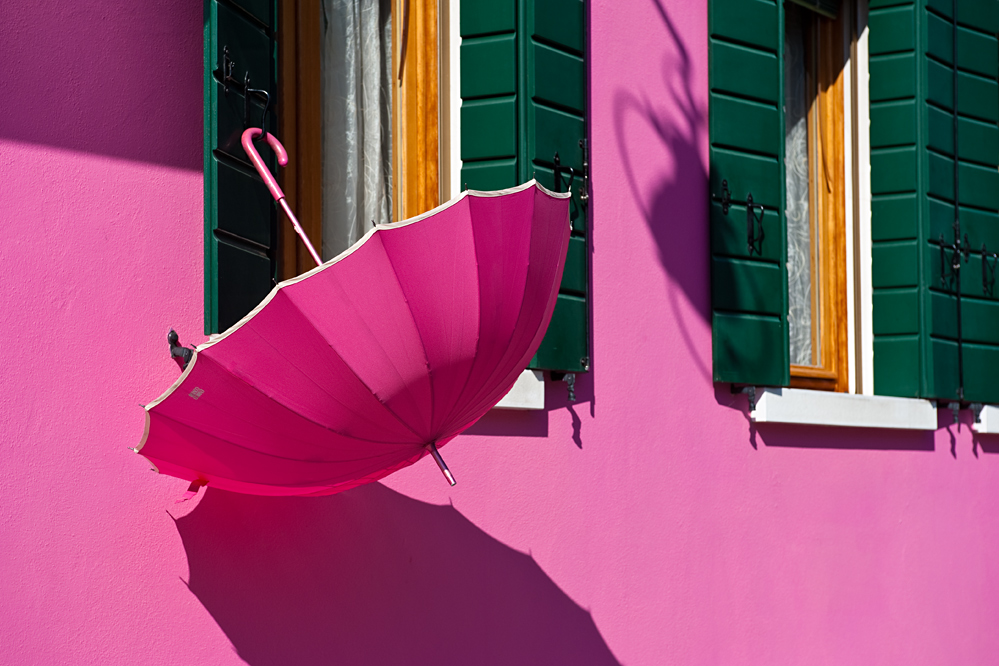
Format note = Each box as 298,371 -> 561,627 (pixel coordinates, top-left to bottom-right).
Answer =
205,0 -> 279,334
460,0 -> 590,373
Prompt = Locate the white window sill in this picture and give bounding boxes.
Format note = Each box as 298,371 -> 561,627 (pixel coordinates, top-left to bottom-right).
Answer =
494,370 -> 545,410
750,387 -> 937,430
973,405 -> 999,434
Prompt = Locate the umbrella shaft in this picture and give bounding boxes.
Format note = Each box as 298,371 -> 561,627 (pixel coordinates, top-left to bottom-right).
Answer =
278,198 -> 323,267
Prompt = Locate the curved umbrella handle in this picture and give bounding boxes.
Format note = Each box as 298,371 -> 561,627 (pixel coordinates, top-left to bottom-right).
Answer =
241,128 -> 322,267
241,128 -> 287,200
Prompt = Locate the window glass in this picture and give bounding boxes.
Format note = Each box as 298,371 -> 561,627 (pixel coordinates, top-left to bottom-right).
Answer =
784,3 -> 820,367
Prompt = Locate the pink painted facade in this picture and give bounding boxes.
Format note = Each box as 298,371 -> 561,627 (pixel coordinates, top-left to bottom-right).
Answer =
2,0 -> 998,663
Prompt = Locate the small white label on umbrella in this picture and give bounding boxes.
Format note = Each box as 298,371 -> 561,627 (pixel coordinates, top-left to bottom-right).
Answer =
189,387 -> 205,400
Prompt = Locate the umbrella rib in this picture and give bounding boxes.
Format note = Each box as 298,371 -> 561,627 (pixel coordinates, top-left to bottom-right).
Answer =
195,353 -> 421,448
278,293 -> 427,442
244,326 -> 421,444
380,243 -> 436,433
439,204 -> 534,428
442,208 -> 482,423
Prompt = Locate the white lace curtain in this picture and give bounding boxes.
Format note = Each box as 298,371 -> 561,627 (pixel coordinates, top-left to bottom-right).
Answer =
321,0 -> 393,260
784,3 -> 815,367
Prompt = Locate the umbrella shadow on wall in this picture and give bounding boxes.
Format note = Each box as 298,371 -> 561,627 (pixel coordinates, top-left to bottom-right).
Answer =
175,484 -> 621,666
611,0 -> 711,385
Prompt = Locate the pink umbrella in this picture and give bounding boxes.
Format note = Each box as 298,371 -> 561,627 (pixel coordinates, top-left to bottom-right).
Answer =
135,128 -> 571,496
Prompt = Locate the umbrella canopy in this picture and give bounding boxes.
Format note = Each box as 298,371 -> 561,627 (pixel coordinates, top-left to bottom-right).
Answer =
137,180 -> 571,496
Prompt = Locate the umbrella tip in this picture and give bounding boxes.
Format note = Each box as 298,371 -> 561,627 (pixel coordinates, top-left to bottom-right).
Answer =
427,442 -> 456,487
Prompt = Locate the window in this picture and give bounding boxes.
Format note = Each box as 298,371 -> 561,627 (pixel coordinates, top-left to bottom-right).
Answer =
204,0 -> 591,375
784,2 -> 848,391
709,0 -> 999,408
204,0 -> 456,329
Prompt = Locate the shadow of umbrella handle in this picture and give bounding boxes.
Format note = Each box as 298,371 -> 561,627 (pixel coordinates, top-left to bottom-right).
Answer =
241,128 -> 323,267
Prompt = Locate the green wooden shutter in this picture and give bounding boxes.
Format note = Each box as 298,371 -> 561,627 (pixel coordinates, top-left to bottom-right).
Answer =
709,0 -> 789,386
869,0 -> 999,402
460,0 -> 590,373
204,0 -> 279,334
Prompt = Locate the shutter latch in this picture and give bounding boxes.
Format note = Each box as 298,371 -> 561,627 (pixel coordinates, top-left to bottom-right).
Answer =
713,180 -> 765,256
982,244 -> 998,297
745,193 -> 765,257
552,139 -> 589,210
220,46 -> 239,95
938,232 -> 970,285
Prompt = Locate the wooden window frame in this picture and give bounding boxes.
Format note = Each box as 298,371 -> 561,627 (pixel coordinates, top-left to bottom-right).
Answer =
788,7 -> 849,393
392,0 -> 442,222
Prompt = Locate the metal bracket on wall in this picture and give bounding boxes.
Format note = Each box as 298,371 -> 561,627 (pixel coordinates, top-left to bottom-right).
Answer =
167,329 -> 194,371
712,180 -> 765,256
945,401 -> 961,425
971,402 -> 984,424
732,384 -> 757,413
242,73 -> 271,141
550,371 -> 578,402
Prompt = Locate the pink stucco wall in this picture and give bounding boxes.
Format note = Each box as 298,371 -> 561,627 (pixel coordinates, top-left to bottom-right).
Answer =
3,0 -> 998,663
